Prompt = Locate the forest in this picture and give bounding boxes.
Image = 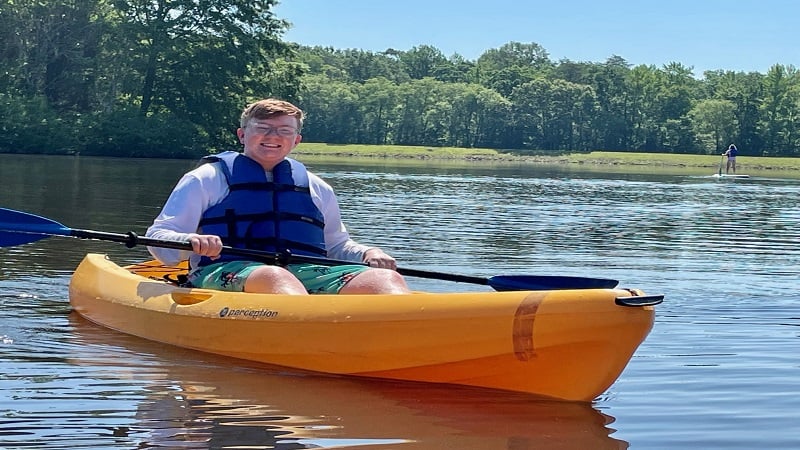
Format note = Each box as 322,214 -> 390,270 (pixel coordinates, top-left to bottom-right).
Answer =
2,0 -> 799,158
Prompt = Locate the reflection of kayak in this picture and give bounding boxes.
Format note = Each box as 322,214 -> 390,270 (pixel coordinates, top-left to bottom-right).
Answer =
67,313 -> 627,449
712,173 -> 750,179
69,253 -> 659,402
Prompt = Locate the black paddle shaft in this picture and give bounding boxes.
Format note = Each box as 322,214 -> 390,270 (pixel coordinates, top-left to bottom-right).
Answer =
70,229 -> 344,267
0,208 -> 628,292
68,229 -> 620,290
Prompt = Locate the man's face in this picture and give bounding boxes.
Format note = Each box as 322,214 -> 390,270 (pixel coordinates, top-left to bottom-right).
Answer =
237,115 -> 302,170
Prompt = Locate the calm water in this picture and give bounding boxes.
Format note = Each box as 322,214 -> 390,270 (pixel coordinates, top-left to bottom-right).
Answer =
1,154 -> 798,449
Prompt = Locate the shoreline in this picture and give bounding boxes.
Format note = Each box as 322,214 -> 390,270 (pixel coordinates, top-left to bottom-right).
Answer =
3,147 -> 798,172
293,146 -> 800,172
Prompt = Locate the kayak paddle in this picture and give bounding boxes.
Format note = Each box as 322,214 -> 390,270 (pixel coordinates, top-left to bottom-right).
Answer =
0,207 -> 619,291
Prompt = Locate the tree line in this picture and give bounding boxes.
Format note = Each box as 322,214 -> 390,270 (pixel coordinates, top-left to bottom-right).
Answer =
2,0 -> 798,158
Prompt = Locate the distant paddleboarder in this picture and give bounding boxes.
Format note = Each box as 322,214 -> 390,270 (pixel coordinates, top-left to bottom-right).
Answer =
722,144 -> 738,174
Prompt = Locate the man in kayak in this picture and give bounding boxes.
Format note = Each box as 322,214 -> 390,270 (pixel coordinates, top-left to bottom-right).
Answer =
723,144 -> 738,174
145,98 -> 410,295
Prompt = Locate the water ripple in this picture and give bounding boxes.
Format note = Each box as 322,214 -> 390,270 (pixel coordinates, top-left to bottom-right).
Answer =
2,158 -> 800,449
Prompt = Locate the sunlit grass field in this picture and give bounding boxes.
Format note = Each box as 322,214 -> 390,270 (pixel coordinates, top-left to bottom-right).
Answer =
294,143 -> 800,173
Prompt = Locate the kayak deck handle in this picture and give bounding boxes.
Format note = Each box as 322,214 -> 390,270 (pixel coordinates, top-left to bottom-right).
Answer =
615,294 -> 664,307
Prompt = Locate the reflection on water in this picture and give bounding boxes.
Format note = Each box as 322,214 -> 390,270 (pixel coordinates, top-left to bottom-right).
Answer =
1,154 -> 799,449
0,301 -> 626,449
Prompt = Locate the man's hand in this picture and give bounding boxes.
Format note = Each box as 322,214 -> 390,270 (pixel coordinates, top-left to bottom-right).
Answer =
363,248 -> 397,270
188,233 -> 223,260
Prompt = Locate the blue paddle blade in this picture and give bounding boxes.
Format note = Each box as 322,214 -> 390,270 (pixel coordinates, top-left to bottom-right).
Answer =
0,231 -> 49,247
488,275 -> 619,291
0,208 -> 72,247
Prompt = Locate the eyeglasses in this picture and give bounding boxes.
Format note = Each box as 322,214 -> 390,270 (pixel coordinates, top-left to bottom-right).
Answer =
250,125 -> 299,137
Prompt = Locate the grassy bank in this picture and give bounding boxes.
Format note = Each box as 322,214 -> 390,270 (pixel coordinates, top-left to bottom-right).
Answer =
293,143 -> 800,172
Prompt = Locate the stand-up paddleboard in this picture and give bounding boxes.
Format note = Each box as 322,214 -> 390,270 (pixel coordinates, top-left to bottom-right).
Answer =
715,152 -> 749,178
712,173 -> 750,179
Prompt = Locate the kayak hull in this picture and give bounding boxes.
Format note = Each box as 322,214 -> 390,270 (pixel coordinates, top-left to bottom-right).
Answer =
69,253 -> 657,402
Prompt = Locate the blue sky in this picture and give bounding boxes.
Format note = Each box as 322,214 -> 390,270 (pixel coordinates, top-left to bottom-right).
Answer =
273,0 -> 797,76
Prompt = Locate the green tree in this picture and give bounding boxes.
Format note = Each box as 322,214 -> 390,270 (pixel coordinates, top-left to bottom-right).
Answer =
688,99 -> 737,153
0,0 -> 105,110
759,64 -> 799,155
432,54 -> 476,84
446,83 -> 511,148
297,74 -> 360,144
475,42 -> 553,87
656,62 -> 699,152
626,65 -> 662,151
356,77 -> 399,144
0,0 -> 114,153
398,45 -> 449,79
393,78 -> 445,146
591,56 -> 634,150
337,49 -> 407,83
511,78 -> 597,151
110,0 -> 292,136
486,66 -> 540,98
703,70 -> 765,153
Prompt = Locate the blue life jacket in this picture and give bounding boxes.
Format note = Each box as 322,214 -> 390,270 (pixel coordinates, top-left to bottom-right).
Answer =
196,153 -> 326,267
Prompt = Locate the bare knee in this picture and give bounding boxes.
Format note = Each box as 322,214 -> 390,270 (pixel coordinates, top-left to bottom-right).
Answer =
244,265 -> 308,294
339,268 -> 410,294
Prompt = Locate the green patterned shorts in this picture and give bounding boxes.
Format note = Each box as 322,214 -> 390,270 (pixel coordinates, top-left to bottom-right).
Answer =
188,261 -> 369,294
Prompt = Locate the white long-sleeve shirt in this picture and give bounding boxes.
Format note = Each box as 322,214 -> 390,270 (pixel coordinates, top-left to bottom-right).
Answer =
145,152 -> 372,267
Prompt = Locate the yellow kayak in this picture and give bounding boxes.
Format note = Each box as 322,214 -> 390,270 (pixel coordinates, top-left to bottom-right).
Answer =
69,253 -> 659,402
